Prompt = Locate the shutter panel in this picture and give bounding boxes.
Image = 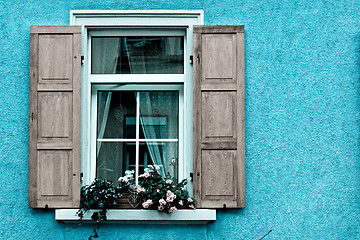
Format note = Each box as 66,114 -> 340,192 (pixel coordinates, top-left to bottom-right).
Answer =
193,25 -> 245,208
29,26 -> 81,208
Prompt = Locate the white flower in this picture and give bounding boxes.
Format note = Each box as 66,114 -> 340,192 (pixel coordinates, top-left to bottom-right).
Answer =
118,176 -> 128,182
165,179 -> 172,184
155,165 -> 160,171
125,170 -> 134,176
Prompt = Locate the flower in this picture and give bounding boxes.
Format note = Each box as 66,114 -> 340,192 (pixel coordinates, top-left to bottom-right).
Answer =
147,165 -> 154,169
137,187 -> 145,193
118,176 -> 128,182
155,165 -> 160,171
169,206 -> 177,213
142,199 -> 153,208
156,189 -> 160,193
189,204 -> 195,209
178,200 -> 183,206
166,190 -> 177,202
187,197 -> 193,203
165,179 -> 172,184
139,172 -> 150,178
158,205 -> 165,211
125,170 -> 134,176
159,198 -> 166,206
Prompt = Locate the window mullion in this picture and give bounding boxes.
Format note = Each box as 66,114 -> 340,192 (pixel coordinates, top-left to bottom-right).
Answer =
135,92 -> 140,185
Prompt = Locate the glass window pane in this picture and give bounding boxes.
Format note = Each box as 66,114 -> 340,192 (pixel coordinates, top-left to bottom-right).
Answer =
91,37 -> 184,74
139,92 -> 179,139
96,142 -> 178,183
97,91 -> 136,139
96,142 -> 131,184
141,142 -> 178,181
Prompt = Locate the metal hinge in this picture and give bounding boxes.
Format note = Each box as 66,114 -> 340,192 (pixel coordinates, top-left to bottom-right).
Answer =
190,55 -> 193,64
81,56 -> 84,64
190,172 -> 193,181
80,172 -> 83,181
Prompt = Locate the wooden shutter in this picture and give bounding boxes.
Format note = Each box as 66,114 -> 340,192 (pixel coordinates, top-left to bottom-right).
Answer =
29,26 -> 81,208
193,25 -> 245,208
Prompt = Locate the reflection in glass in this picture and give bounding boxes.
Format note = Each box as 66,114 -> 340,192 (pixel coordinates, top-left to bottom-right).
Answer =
92,37 -> 184,74
96,142 -> 178,184
97,91 -> 136,139
139,92 -> 179,139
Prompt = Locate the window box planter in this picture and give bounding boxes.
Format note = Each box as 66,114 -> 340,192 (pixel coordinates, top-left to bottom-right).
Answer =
55,209 -> 216,224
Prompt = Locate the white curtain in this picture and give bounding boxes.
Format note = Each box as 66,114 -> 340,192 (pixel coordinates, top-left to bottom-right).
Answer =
138,92 -> 178,178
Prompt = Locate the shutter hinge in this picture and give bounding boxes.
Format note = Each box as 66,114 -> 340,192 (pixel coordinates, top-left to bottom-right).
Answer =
190,55 -> 193,64
197,54 -> 200,64
190,172 -> 193,181
31,112 -> 34,121
80,172 -> 83,181
81,56 -> 84,64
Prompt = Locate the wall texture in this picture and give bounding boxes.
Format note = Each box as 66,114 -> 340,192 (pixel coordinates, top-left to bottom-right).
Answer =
0,0 -> 359,239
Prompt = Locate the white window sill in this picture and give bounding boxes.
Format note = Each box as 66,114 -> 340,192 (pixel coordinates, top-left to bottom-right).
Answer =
55,209 -> 216,224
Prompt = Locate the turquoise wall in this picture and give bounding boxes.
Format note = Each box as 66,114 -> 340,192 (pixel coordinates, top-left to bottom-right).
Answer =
1,0 -> 359,239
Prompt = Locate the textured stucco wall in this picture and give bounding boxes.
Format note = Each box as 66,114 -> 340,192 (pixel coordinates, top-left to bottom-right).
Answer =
0,0 -> 359,239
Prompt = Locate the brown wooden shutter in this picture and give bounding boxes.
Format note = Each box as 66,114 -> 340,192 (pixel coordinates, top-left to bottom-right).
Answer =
193,25 -> 245,208
29,26 -> 81,208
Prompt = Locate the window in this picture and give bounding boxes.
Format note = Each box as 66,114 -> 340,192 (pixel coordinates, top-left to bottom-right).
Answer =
87,27 -> 187,187
92,85 -> 183,185
28,11 -> 245,214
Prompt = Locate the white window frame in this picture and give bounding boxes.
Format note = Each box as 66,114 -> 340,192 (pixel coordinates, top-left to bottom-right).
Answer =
70,10 -> 204,193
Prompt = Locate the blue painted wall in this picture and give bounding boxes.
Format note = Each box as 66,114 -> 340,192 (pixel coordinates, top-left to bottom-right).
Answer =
0,0 -> 359,239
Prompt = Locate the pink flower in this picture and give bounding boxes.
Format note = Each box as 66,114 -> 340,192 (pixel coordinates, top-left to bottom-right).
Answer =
158,205 -> 165,211
143,172 -> 150,178
159,198 -> 166,206
187,197 -> 193,203
166,179 -> 172,184
142,199 -> 153,208
147,165 -> 154,169
189,204 -> 195,209
166,190 -> 177,202
155,165 -> 160,171
137,187 -> 145,193
169,206 -> 177,213
178,200 -> 183,206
